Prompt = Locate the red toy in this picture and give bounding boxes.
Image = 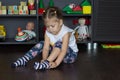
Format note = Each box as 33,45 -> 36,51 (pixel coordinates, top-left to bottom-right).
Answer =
38,0 -> 45,14
28,0 -> 35,10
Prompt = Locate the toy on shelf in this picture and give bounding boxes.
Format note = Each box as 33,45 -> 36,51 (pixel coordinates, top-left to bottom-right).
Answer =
38,0 -> 45,14
0,2 -> 7,15
80,0 -> 92,14
15,22 -> 36,42
63,3 -> 82,14
74,18 -> 89,41
0,25 -> 6,41
28,0 -> 35,10
49,0 -> 54,7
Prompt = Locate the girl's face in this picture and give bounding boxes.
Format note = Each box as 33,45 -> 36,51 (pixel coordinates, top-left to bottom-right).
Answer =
44,17 -> 63,35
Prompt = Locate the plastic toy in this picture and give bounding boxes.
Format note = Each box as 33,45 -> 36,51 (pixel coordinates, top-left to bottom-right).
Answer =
0,25 -> 6,41
73,5 -> 82,11
63,3 -> 82,14
63,3 -> 75,12
74,18 -> 89,41
15,22 -> 36,42
102,44 -> 120,48
28,0 -> 35,10
81,0 -> 91,6
49,0 -> 54,7
38,0 -> 45,14
80,0 -> 92,14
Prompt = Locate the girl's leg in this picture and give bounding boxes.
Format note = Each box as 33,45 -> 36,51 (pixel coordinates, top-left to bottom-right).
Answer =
63,47 -> 78,63
34,41 -> 78,70
48,41 -> 78,63
11,41 -> 44,68
47,47 -> 60,62
34,41 -> 61,70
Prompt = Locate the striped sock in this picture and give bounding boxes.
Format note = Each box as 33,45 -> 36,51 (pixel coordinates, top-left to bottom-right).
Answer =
34,60 -> 50,70
11,55 -> 30,68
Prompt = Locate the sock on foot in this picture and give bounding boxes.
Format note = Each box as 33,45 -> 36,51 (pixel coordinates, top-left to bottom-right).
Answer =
34,60 -> 50,70
11,55 -> 30,68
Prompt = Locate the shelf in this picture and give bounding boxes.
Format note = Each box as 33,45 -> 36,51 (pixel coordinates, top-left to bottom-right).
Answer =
38,12 -> 91,17
0,0 -> 92,45
62,12 -> 91,17
0,15 -> 37,18
0,38 -> 37,44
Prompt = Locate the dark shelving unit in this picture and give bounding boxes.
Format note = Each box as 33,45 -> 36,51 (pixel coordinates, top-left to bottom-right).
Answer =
0,0 -> 39,44
0,0 -> 92,45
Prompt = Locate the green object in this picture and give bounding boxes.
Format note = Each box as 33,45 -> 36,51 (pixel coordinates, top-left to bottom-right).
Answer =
63,6 -> 72,12
81,0 -> 91,6
49,0 -> 54,7
66,11 -> 83,14
39,0 -> 44,8
102,44 -> 120,48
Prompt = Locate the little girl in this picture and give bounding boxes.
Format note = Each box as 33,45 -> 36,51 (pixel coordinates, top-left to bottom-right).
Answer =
11,6 -> 78,70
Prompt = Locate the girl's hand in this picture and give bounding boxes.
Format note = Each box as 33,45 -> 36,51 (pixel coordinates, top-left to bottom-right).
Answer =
49,62 -> 57,68
41,59 -> 46,63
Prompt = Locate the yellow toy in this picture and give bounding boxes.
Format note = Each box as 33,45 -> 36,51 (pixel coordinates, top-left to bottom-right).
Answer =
0,25 -> 6,40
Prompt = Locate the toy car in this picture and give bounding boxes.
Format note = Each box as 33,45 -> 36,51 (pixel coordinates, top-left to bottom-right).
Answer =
0,25 -> 6,41
15,32 -> 29,42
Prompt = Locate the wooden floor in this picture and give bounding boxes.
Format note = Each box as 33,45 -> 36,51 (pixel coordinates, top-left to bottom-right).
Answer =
0,44 -> 120,80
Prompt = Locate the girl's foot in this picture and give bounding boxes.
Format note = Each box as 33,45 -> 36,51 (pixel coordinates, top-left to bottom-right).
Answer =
34,60 -> 50,70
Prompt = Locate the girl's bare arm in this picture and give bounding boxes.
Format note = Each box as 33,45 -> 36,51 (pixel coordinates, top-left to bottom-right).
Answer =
50,32 -> 71,68
42,33 -> 50,60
